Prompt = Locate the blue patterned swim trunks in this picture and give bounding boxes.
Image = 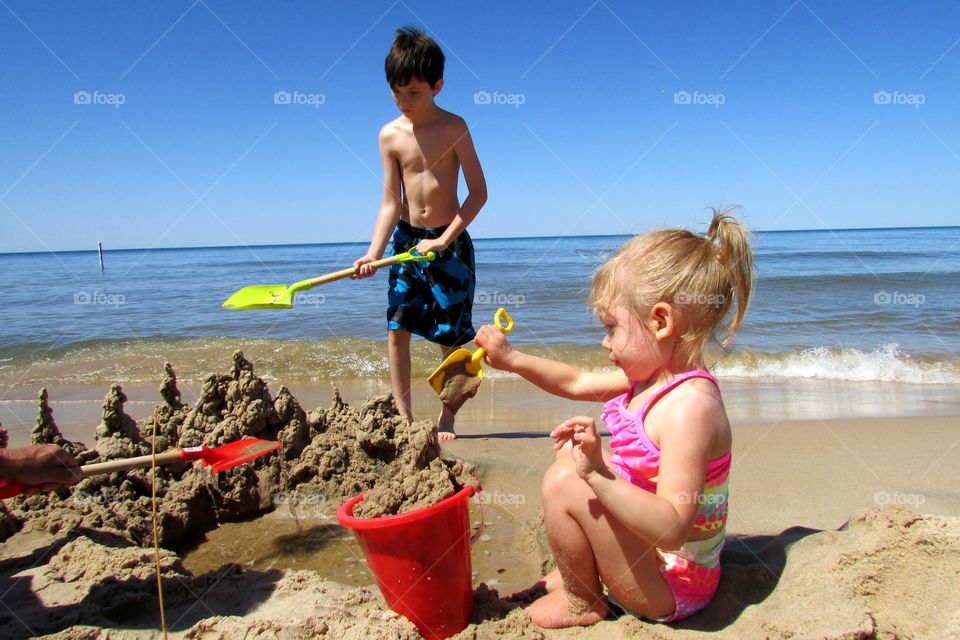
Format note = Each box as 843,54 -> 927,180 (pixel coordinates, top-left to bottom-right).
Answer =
387,220 -> 476,346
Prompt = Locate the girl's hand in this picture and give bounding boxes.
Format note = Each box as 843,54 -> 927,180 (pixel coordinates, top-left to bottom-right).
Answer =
474,324 -> 515,370
551,416 -> 606,480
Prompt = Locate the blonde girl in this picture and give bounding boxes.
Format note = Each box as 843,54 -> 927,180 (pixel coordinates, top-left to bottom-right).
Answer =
474,208 -> 754,627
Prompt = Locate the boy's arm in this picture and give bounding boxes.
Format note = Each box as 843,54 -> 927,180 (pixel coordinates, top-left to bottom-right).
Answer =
474,325 -> 629,402
415,119 -> 486,255
354,128 -> 404,278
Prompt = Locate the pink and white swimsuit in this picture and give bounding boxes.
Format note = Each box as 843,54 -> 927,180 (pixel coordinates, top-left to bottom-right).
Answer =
601,370 -> 729,623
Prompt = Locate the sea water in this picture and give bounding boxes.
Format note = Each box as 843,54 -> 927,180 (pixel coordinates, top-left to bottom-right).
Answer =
0,227 -> 958,428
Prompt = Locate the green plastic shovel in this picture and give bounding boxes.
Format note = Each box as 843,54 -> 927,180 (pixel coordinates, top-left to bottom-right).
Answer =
223,250 -> 435,310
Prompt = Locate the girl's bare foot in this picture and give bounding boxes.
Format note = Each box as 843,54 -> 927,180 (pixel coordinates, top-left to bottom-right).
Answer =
437,405 -> 457,441
525,588 -> 608,629
510,568 -> 562,602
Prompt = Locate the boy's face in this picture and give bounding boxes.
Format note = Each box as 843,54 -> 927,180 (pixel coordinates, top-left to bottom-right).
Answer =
391,78 -> 443,118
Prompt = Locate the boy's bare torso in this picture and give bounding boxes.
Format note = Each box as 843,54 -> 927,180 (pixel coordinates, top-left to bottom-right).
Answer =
382,109 -> 464,229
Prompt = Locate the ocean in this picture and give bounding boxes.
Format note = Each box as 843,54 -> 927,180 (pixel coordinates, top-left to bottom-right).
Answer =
0,226 -> 958,393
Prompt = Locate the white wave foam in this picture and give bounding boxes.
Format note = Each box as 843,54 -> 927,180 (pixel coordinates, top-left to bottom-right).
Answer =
715,344 -> 960,384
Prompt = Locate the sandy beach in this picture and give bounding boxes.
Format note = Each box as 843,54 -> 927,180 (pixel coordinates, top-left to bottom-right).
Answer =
1,361 -> 959,639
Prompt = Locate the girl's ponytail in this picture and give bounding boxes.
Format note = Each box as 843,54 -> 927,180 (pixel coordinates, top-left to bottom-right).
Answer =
706,207 -> 754,346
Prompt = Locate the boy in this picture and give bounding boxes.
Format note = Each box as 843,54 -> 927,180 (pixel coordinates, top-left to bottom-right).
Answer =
354,27 -> 487,441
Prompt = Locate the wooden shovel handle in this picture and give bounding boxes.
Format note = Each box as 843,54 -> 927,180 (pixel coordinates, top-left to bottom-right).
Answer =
80,449 -> 184,477
306,255 -> 399,287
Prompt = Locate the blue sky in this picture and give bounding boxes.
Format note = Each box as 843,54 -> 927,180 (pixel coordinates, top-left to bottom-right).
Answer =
1,1 -> 958,252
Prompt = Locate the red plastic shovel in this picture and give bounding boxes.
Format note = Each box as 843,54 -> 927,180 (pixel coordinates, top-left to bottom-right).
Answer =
0,438 -> 281,499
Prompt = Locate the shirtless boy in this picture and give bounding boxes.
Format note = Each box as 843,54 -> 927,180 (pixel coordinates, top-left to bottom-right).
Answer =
354,27 -> 487,440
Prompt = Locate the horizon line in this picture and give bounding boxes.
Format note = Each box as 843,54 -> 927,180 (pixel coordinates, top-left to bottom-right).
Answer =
1,224 -> 958,256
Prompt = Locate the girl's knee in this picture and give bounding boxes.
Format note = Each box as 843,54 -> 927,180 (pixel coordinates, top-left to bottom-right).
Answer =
542,459 -> 580,497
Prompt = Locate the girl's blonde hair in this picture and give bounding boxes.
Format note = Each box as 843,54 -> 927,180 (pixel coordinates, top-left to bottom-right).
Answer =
591,207 -> 755,365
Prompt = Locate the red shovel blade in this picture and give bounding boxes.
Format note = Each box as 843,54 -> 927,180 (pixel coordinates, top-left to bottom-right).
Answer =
198,438 -> 282,473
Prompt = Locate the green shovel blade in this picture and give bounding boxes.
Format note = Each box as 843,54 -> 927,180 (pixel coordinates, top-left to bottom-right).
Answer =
222,284 -> 294,310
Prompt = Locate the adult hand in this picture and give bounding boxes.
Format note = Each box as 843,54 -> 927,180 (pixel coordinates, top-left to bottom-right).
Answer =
474,324 -> 515,370
550,416 -> 606,480
0,445 -> 81,492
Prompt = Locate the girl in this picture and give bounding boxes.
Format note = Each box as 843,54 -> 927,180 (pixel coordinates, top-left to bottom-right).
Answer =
474,209 -> 754,628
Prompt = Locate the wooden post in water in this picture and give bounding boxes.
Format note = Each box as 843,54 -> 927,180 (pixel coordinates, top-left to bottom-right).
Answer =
98,242 -> 104,272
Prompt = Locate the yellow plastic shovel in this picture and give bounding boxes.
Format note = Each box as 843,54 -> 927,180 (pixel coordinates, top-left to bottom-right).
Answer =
223,251 -> 435,310
427,308 -> 514,397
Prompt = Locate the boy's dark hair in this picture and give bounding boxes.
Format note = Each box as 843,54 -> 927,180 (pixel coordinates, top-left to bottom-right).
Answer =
385,26 -> 445,89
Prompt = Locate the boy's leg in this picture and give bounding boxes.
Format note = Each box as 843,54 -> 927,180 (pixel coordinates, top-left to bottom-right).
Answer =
525,445 -> 675,628
436,343 -> 458,441
388,329 -> 413,422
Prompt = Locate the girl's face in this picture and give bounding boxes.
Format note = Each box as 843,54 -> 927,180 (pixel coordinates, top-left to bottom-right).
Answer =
599,305 -> 666,381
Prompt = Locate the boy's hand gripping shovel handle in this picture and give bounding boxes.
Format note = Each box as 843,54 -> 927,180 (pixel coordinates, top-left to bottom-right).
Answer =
291,250 -> 435,292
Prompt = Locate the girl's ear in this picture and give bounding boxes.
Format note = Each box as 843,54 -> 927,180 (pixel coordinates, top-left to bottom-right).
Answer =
649,302 -> 676,340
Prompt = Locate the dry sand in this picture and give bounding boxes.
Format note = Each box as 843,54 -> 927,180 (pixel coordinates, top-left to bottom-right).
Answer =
1,360 -> 959,639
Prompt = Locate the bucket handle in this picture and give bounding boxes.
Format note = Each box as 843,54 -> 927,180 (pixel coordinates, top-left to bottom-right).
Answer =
471,492 -> 485,545
470,480 -> 485,545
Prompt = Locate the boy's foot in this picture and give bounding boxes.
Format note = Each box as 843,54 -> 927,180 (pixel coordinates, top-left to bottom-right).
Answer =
525,588 -> 608,629
437,404 -> 457,441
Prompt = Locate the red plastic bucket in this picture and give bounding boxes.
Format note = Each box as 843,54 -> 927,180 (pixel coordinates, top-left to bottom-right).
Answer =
337,486 -> 475,640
